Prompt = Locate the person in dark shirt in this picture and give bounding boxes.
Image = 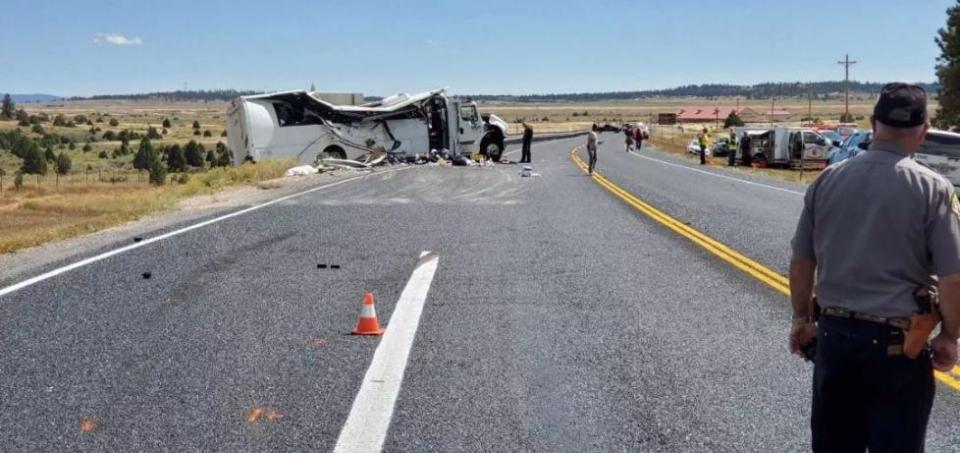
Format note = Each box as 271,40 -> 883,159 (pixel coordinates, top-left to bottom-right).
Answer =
520,123 -> 533,163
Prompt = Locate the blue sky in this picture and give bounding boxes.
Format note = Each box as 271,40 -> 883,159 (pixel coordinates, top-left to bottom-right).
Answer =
0,0 -> 954,96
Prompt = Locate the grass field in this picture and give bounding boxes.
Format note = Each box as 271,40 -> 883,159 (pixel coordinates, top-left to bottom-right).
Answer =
0,157 -> 293,254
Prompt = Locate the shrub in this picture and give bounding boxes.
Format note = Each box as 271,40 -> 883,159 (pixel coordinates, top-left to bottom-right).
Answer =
20,143 -> 48,175
162,118 -> 171,128
82,143 -> 92,152
221,130 -> 227,137
149,158 -> 167,186
184,140 -> 204,167
109,118 -> 119,127
55,152 -> 72,175
14,172 -> 23,190
53,115 -> 66,127
31,124 -> 45,134
102,130 -> 117,141
203,130 -> 212,137
177,173 -> 190,184
98,150 -> 109,159
166,144 -> 187,172
192,120 -> 200,129
146,126 -> 162,140
193,129 -> 201,136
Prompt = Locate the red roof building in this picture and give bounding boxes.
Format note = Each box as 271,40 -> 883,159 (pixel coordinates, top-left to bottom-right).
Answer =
676,106 -> 793,123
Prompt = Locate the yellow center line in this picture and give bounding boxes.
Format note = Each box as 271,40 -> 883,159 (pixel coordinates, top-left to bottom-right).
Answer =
570,147 -> 960,392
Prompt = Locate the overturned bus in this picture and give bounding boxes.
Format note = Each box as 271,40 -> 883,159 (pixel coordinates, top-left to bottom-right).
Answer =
225,89 -> 509,165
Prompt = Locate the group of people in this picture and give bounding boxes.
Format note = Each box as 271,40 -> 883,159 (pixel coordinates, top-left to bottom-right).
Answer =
623,126 -> 645,153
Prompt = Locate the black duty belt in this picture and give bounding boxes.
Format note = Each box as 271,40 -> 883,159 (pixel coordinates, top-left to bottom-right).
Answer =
820,306 -> 910,330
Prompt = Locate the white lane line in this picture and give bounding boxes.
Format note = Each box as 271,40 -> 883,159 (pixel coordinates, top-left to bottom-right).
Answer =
334,252 -> 440,453
0,167 -> 413,298
627,150 -> 805,196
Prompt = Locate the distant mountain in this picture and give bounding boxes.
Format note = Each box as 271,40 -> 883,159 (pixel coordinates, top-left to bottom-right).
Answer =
69,89 -> 262,102
7,94 -> 64,103
466,81 -> 941,103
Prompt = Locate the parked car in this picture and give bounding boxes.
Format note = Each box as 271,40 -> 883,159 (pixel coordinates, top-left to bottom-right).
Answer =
593,123 -> 622,133
711,137 -> 731,157
916,129 -> 960,186
829,129 -> 960,186
687,138 -> 711,156
827,131 -> 872,165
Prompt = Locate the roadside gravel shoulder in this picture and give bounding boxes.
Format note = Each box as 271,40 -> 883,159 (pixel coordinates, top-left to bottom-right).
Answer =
0,167 -> 390,286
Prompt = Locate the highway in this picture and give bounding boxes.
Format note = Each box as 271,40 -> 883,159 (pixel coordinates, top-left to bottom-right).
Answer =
2,135 -> 959,451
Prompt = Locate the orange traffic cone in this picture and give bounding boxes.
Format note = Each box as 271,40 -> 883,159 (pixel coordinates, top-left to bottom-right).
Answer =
351,293 -> 384,335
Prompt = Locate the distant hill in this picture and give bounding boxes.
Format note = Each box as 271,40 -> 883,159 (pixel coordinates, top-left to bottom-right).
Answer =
466,81 -> 941,103
8,94 -> 64,103
68,89 -> 262,102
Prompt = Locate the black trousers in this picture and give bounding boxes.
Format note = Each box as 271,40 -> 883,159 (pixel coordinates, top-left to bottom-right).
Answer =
699,145 -> 706,165
521,141 -> 531,163
728,148 -> 736,166
812,316 -> 934,453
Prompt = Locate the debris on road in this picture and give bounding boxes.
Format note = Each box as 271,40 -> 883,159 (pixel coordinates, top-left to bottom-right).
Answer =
520,165 -> 541,177
284,165 -> 320,177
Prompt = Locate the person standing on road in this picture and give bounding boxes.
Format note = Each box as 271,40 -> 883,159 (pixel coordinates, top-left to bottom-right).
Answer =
586,130 -> 600,175
697,128 -> 708,165
624,128 -> 634,152
634,125 -> 644,151
740,132 -> 752,167
789,83 -> 960,452
520,122 -> 533,163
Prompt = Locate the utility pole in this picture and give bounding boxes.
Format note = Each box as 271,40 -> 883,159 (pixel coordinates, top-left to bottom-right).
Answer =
770,96 -> 775,127
837,54 -> 857,121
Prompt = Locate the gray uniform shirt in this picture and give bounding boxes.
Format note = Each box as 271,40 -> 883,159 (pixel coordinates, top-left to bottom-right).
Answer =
792,139 -> 960,317
587,131 -> 598,151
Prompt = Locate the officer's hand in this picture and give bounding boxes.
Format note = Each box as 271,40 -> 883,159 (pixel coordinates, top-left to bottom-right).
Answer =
931,333 -> 958,372
788,323 -> 817,356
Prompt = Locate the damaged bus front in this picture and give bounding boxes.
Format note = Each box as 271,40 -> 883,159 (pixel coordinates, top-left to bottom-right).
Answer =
226,89 -> 508,165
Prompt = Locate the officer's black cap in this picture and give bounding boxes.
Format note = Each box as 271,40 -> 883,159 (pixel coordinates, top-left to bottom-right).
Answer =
873,82 -> 927,128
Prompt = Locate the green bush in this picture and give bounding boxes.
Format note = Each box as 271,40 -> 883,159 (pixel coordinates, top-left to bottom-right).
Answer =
149,158 -> 167,186
109,118 -> 119,127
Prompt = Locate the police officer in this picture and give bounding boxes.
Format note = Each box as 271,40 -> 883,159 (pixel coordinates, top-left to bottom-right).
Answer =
789,82 -> 960,452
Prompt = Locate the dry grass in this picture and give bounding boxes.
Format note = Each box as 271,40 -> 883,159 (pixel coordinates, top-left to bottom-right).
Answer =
0,159 -> 295,254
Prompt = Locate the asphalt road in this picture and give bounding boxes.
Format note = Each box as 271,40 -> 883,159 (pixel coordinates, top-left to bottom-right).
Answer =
1,135 -> 959,451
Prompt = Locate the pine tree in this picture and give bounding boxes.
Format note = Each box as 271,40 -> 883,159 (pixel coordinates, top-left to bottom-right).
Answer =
133,138 -> 157,170
935,1 -> 960,130
56,152 -> 72,175
149,157 -> 167,186
215,142 -> 233,167
20,143 -> 48,175
166,144 -> 187,172
146,126 -> 162,140
162,118 -> 171,128
724,111 -> 745,128
184,139 -> 204,167
192,120 -> 201,130
1,94 -> 14,119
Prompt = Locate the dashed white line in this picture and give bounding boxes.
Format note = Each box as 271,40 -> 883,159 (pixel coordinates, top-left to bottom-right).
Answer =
627,150 -> 805,196
0,167 -> 413,298
334,252 -> 440,453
